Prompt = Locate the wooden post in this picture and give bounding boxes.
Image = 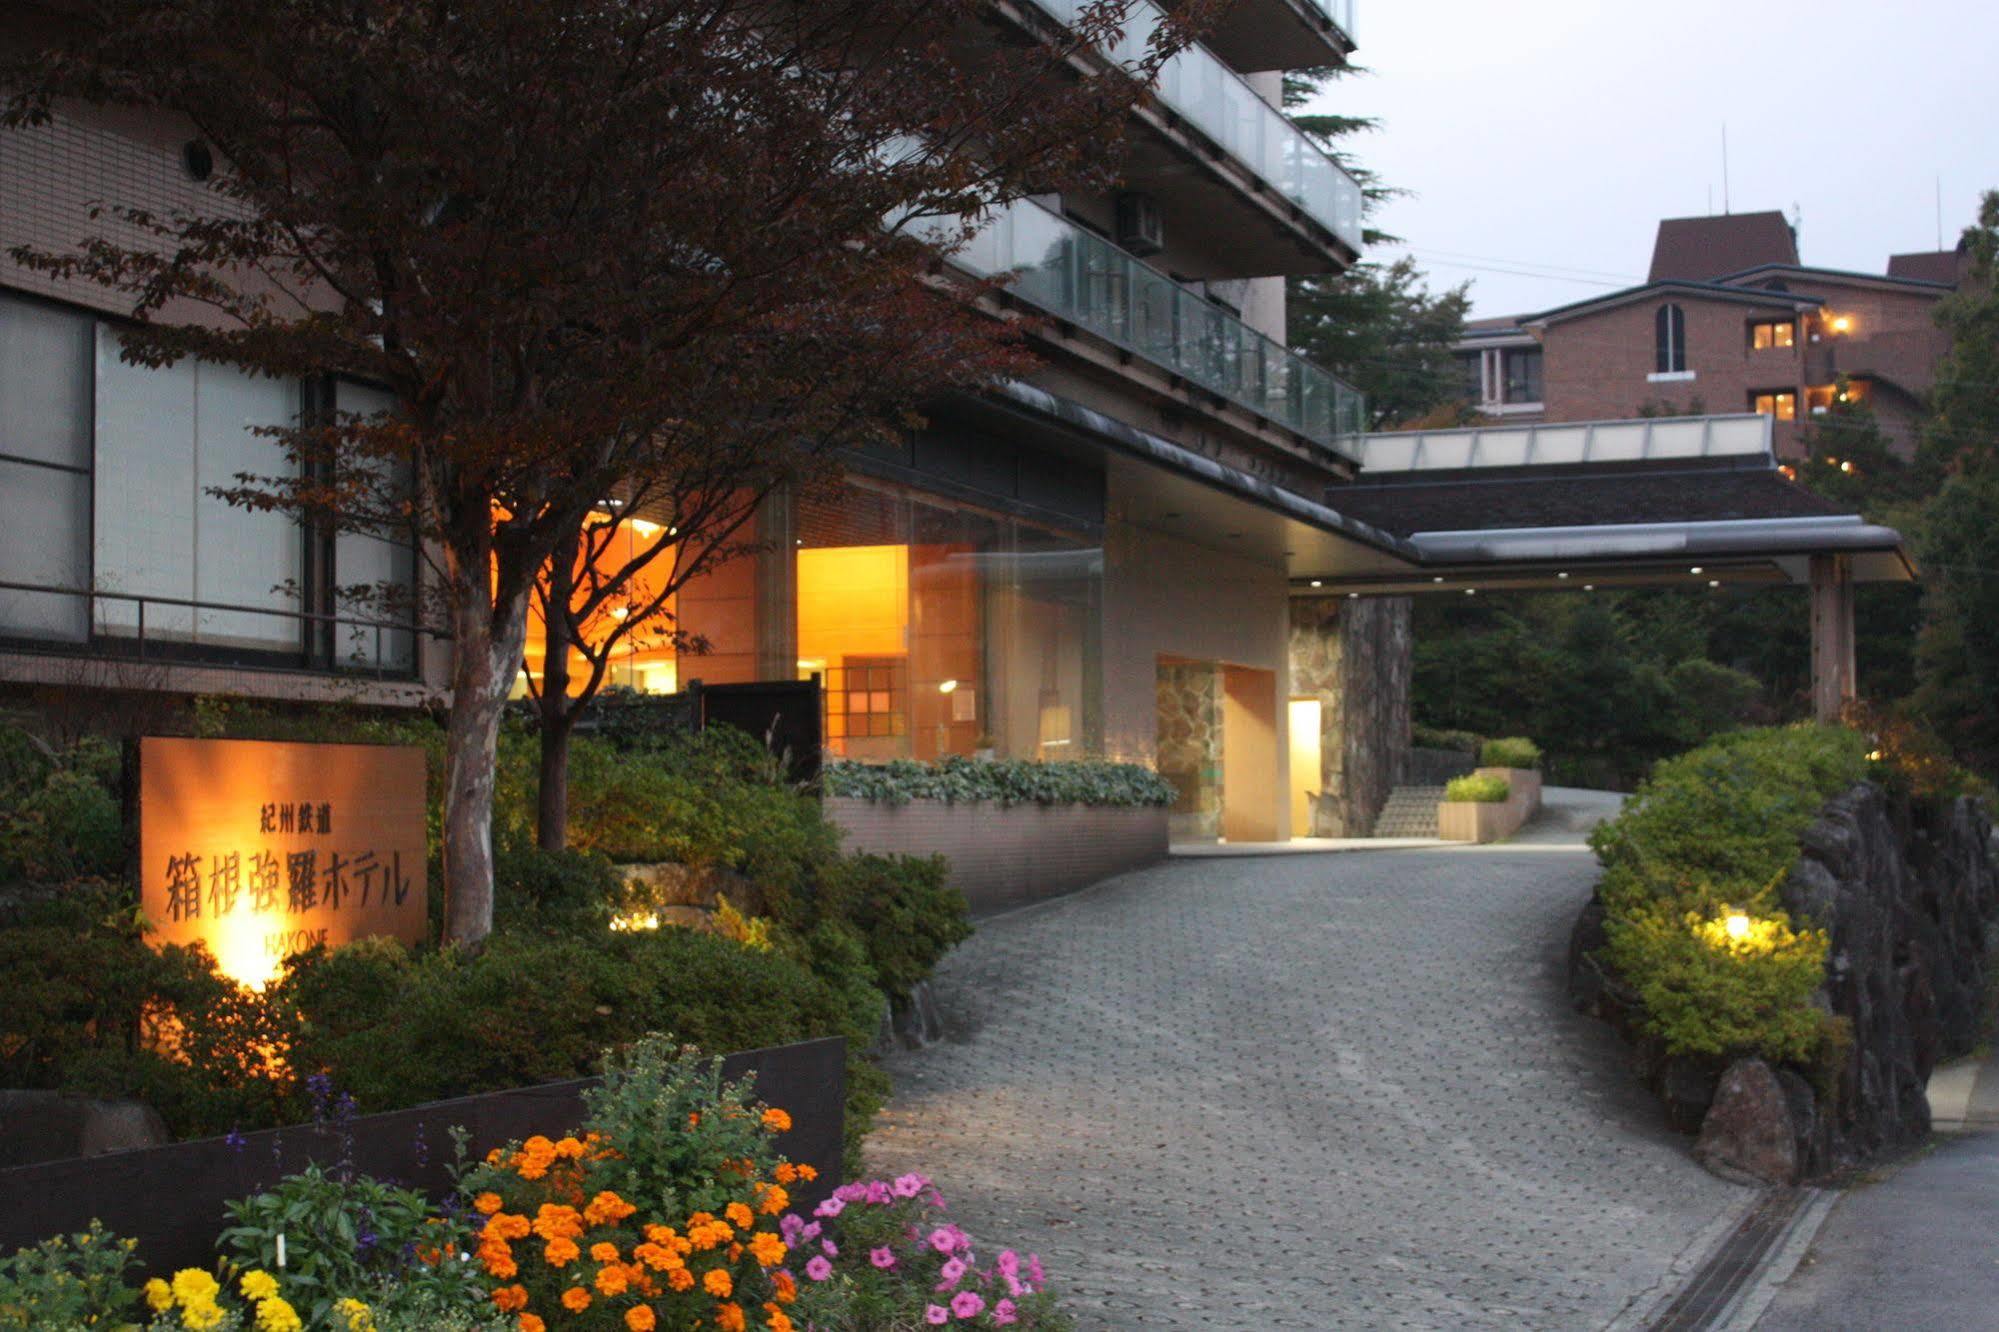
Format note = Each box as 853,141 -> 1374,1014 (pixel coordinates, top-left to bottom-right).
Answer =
1810,553 -> 1856,722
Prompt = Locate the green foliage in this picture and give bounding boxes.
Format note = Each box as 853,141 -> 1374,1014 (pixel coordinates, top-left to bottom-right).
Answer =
1411,724 -> 1481,754
0,1221 -> 140,1329
218,1164 -> 486,1328
0,728 -> 123,887
799,855 -> 971,1004
0,918 -> 296,1139
1443,774 -> 1509,803
1477,737 -> 1540,770
1289,256 -> 1473,429
491,845 -> 624,931
822,755 -> 1174,808
1587,725 -> 1869,1063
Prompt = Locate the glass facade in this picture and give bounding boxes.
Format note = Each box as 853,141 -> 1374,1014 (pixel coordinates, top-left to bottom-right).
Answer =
795,479 -> 1102,762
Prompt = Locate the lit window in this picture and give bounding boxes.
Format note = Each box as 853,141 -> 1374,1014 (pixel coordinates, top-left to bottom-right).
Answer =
1655,304 -> 1686,374
1749,320 -> 1795,350
1751,390 -> 1797,422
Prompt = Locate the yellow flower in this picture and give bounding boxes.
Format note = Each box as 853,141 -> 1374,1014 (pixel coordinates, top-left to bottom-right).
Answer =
144,1278 -> 174,1311
239,1269 -> 280,1301
171,1269 -> 221,1307
335,1297 -> 377,1332
181,1302 -> 226,1332
254,1296 -> 304,1332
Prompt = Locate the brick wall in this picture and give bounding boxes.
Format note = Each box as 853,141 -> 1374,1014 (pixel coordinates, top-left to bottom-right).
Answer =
824,797 -> 1168,917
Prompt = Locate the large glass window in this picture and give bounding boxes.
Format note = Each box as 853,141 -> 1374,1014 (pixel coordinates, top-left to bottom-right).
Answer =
331,382 -> 418,672
1501,347 -> 1543,404
93,328 -> 305,651
0,297 -> 93,642
794,479 -> 1101,762
1751,389 -> 1798,422
1455,352 -> 1484,403
1749,319 -> 1795,350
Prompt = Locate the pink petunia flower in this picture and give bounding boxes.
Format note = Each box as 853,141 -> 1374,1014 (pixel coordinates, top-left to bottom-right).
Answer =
938,1258 -> 966,1288
1027,1254 -> 1045,1285
821,1239 -> 839,1258
927,1227 -> 957,1255
869,1247 -> 897,1270
892,1173 -> 929,1198
924,1306 -> 949,1326
800,1222 -> 822,1243
805,1256 -> 833,1282
950,1291 -> 986,1320
992,1300 -> 1018,1326
814,1198 -> 846,1219
996,1250 -> 1019,1278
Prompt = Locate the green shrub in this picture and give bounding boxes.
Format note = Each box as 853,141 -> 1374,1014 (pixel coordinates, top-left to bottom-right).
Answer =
0,729 -> 123,887
822,754 -> 1174,807
0,1221 -> 140,1330
1478,736 -> 1542,770
1444,774 -> 1510,803
803,854 -> 971,1005
1586,724 -> 1870,1064
491,845 -> 624,930
1412,724 -> 1483,754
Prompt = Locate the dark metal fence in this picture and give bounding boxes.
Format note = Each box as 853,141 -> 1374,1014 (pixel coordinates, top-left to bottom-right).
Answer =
0,1036 -> 845,1274
571,677 -> 823,783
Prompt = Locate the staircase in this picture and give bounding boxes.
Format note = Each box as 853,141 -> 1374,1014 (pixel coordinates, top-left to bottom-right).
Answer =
1372,785 -> 1445,838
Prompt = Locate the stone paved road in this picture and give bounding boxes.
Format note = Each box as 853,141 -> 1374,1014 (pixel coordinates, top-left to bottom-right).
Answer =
868,797 -> 1748,1330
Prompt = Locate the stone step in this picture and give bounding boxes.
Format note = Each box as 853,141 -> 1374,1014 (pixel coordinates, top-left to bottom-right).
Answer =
1372,785 -> 1445,838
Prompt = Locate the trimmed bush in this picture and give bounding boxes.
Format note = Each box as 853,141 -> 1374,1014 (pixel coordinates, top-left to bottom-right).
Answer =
1586,724 -> 1869,1064
1444,774 -> 1510,803
801,854 -> 971,1005
1411,724 -> 1482,754
1478,736 -> 1542,770
822,755 -> 1174,807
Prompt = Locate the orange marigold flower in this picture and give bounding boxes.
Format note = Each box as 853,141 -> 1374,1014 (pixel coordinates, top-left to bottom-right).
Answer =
704,1268 -> 733,1299
749,1232 -> 787,1268
591,1242 -> 621,1264
554,1136 -> 586,1159
490,1285 -> 529,1313
533,1205 -> 584,1241
715,1303 -> 746,1332
595,1265 -> 630,1297
560,1287 -> 591,1313
666,1267 -> 696,1293
757,1186 -> 788,1217
545,1237 -> 581,1268
474,1192 -> 504,1215
764,1305 -> 794,1332
519,1317 -> 545,1332
724,1202 -> 754,1230
584,1191 -> 637,1227
760,1108 -> 792,1133
794,1165 -> 817,1182
644,1225 -> 676,1246
486,1148 -> 504,1165
773,1163 -> 798,1186
625,1307 -> 657,1332
687,1113 -> 700,1129
771,1271 -> 797,1305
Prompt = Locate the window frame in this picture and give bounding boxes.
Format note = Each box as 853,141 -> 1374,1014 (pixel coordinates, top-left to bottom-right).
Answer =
1749,388 -> 1799,422
1654,303 -> 1687,375
1748,319 -> 1796,351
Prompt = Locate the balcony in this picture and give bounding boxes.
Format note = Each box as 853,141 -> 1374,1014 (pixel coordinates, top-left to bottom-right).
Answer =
953,198 -> 1366,457
1026,0 -> 1366,270
1202,0 -> 1358,72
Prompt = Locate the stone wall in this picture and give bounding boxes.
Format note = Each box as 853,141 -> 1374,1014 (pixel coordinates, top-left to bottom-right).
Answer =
1288,596 -> 1413,836
1155,662 -> 1222,841
1570,783 -> 1999,1181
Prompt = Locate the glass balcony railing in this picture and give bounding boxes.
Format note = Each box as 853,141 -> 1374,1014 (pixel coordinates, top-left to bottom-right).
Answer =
1029,0 -> 1365,253
950,198 -> 1366,454
1307,0 -> 1357,43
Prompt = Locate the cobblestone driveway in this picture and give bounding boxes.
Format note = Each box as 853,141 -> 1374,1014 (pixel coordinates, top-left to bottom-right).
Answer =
868,810 -> 1748,1329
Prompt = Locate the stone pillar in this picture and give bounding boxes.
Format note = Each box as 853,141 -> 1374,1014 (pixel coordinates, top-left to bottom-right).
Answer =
1288,595 -> 1413,836
1156,661 -> 1224,842
1810,553 -> 1856,723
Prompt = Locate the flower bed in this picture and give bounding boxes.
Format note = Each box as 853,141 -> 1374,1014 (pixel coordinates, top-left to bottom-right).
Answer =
1435,767 -> 1541,844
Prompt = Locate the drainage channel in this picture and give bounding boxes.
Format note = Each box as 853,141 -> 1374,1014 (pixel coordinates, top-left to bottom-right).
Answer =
1647,1186 -> 1832,1330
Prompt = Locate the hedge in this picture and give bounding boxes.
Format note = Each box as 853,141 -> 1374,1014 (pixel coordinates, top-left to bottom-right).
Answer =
822,755 -> 1175,808
1444,774 -> 1510,803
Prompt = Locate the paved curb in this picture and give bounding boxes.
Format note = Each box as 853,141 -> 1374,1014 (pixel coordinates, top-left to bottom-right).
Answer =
1609,1186 -> 1837,1331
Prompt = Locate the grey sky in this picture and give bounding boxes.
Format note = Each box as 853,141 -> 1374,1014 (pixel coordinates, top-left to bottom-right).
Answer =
1303,0 -> 1997,319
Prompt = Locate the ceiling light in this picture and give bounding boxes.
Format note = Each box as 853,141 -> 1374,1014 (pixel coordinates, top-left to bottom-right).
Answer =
1347,592 -> 1359,600
1689,566 -> 1703,575
1464,588 -> 1476,596
1583,584 -> 1596,591
1557,571 -> 1570,579
1309,579 -> 1323,588
937,679 -> 958,694
1432,576 -> 1445,584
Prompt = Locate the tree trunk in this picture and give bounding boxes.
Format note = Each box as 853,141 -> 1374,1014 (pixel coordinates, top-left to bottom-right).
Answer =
441,585 -> 529,946
536,713 -> 574,853
535,532 -> 577,852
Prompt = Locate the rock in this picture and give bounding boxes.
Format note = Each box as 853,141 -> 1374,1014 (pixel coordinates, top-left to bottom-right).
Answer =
620,862 -> 766,915
1660,1056 -> 1722,1134
0,1091 -> 170,1168
1695,1060 -> 1798,1186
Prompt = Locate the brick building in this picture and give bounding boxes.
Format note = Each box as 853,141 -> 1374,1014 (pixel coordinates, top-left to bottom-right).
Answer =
1454,211 -> 1965,457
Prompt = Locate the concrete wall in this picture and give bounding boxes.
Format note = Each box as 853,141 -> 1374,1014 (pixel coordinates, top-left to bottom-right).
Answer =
825,797 -> 1168,917
1102,510 -> 1293,839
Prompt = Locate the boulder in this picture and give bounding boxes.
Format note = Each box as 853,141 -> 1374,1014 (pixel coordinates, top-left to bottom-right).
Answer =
0,1091 -> 170,1169
620,862 -> 767,915
1695,1059 -> 1798,1186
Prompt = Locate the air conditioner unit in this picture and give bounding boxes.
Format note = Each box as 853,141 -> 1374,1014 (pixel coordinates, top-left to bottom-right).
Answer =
1115,192 -> 1164,257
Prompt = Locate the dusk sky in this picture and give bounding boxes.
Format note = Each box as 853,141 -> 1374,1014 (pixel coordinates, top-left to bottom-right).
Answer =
1304,0 -> 1998,319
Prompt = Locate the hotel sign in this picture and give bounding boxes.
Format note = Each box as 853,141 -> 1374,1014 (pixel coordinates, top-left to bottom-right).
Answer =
136,737 -> 428,985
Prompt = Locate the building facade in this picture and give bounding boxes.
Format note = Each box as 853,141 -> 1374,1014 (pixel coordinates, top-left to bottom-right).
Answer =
1453,211 -> 1964,457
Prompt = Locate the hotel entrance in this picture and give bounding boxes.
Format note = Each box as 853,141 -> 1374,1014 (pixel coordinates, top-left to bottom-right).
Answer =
1155,656 -> 1277,844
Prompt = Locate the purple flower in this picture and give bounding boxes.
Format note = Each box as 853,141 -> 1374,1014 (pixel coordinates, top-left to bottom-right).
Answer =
834,1183 -> 868,1204
938,1257 -> 966,1288
924,1307 -> 949,1326
993,1300 -> 1019,1326
869,1247 -> 897,1270
892,1173 -> 929,1198
814,1197 -> 846,1219
224,1128 -> 247,1155
951,1291 -> 986,1320
805,1256 -> 833,1282
780,1215 -> 806,1244
821,1239 -> 839,1258
865,1181 -> 893,1205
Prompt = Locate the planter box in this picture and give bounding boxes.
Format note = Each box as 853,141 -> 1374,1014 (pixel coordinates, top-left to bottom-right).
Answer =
1436,767 -> 1542,844
0,1036 -> 845,1274
825,797 -> 1168,917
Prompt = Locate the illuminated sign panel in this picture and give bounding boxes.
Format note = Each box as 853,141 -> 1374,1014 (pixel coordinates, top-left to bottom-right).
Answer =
137,737 -> 429,986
